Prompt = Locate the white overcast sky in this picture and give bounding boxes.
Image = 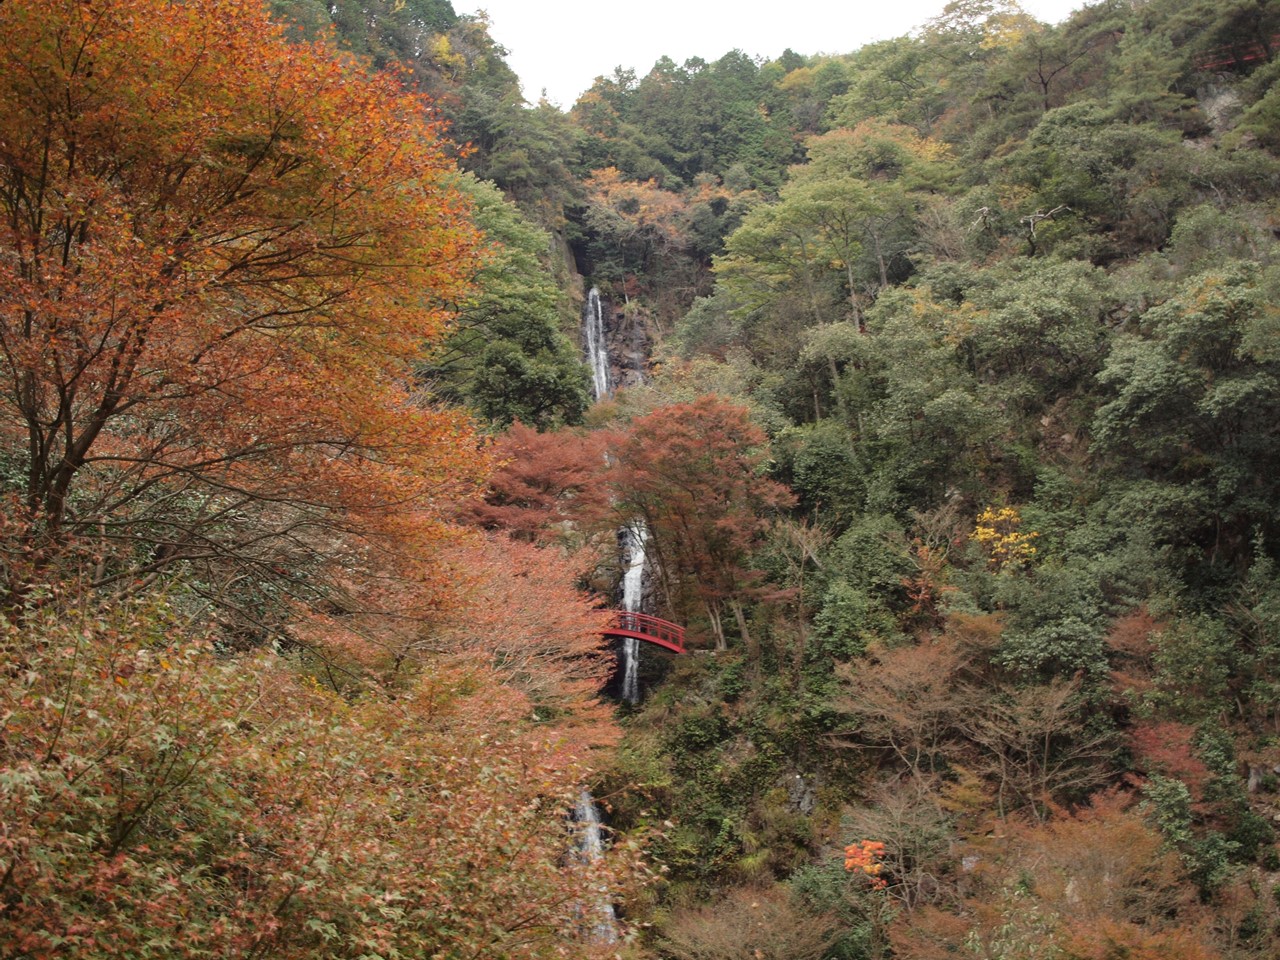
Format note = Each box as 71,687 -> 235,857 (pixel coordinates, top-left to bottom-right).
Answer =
463,0 -> 1087,108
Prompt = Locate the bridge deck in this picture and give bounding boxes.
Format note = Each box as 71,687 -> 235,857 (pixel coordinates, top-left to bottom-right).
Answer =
1195,34 -> 1279,71
603,611 -> 686,654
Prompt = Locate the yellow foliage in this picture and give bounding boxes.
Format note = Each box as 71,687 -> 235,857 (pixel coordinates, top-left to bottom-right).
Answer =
980,12 -> 1039,50
430,34 -> 465,78
973,506 -> 1039,570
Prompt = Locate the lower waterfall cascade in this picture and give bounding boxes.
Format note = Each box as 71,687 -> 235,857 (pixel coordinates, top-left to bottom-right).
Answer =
573,789 -> 619,943
619,522 -> 649,704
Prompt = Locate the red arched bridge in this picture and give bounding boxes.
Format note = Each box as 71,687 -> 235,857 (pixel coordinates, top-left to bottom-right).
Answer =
604,612 -> 686,654
1196,35 -> 1279,71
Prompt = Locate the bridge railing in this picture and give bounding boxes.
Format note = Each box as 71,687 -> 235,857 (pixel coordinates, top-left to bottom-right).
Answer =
607,611 -> 686,653
1195,34 -> 1280,71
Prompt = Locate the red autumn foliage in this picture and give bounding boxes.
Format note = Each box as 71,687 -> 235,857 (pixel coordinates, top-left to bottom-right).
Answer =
901,539 -> 952,631
429,535 -> 620,746
836,636 -> 968,778
1129,720 -> 1213,804
891,791 -> 1213,960
467,423 -> 611,545
889,906 -> 973,960
659,883 -> 840,960
1011,790 -> 1192,924
1059,919 -> 1221,960
608,395 -> 794,649
280,529 -> 625,832
1107,606 -> 1161,695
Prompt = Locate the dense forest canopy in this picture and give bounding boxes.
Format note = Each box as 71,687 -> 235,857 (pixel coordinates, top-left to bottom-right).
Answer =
5,0 -> 1280,958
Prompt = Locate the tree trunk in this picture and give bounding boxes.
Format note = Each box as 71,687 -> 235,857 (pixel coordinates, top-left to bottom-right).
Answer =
705,598 -> 727,651
729,598 -> 753,659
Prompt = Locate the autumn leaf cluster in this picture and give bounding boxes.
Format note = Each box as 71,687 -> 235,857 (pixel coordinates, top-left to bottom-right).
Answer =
0,2 -> 639,957
843,840 -> 888,888
0,0 -> 486,612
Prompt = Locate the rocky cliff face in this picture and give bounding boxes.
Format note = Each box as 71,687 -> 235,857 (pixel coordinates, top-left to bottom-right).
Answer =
608,298 -> 651,391
584,290 -> 651,393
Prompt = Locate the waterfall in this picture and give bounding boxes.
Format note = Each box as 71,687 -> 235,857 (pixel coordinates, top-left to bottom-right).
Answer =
584,287 -> 610,400
570,289 -> 636,945
620,523 -> 647,704
574,789 -> 619,943
583,287 -> 648,703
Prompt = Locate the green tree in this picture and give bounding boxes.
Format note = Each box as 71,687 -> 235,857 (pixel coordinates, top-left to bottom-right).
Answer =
422,175 -> 589,429
1002,100 -> 1203,256
1092,264 -> 1280,583
950,259 -> 1114,415
803,287 -> 1004,511
715,120 -> 958,403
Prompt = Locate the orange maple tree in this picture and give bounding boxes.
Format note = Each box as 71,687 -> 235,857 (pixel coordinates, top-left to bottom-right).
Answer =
584,167 -> 690,252
431,534 -> 621,744
0,0 -> 486,613
844,839 -> 889,888
292,530 -> 621,744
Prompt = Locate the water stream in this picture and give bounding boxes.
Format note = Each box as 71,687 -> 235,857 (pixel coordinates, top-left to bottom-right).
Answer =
584,287 -> 610,400
582,286 -> 649,703
619,522 -> 648,705
573,287 -> 636,944
573,789 -> 619,942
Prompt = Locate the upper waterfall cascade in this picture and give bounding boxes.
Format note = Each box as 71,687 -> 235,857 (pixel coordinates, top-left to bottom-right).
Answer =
584,287 -> 611,400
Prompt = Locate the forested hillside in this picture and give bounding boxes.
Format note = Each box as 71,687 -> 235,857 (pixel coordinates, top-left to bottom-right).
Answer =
4,0 -> 1280,958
